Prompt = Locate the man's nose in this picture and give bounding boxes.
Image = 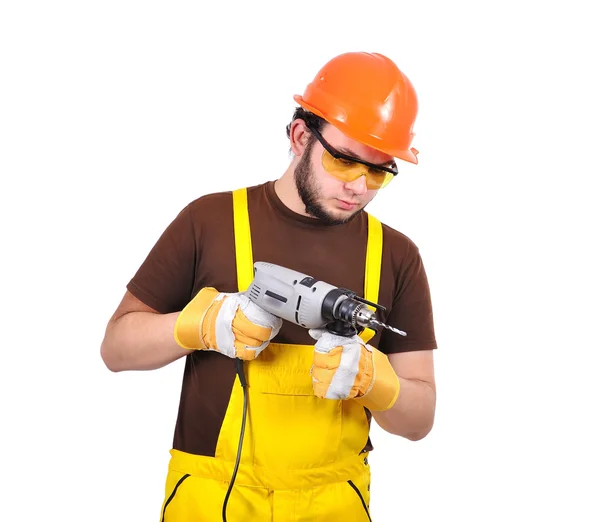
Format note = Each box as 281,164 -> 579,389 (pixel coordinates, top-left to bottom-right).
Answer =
344,174 -> 368,195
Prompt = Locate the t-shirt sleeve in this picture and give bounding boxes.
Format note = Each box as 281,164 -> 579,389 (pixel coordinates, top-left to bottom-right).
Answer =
126,205 -> 196,314
378,241 -> 438,354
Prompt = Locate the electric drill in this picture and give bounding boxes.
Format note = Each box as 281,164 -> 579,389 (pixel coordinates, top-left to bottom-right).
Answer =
246,262 -> 406,338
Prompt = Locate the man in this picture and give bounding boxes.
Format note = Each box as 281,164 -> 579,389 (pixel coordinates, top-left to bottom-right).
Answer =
101,51 -> 437,521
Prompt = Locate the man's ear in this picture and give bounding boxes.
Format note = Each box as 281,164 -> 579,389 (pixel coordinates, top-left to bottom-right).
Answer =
289,119 -> 310,156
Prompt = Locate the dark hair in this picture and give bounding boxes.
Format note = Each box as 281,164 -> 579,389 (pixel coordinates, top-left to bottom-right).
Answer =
286,107 -> 327,143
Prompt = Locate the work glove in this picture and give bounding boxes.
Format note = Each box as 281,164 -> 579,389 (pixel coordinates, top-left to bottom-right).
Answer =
174,287 -> 282,360
309,328 -> 400,411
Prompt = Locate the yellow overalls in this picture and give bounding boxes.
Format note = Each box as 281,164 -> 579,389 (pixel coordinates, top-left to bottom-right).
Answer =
160,188 -> 384,521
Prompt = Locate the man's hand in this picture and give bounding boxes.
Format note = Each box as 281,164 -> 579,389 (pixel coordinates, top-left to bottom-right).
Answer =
309,328 -> 400,411
174,288 -> 282,360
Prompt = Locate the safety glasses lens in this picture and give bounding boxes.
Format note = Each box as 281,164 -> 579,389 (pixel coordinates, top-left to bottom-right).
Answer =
321,150 -> 394,189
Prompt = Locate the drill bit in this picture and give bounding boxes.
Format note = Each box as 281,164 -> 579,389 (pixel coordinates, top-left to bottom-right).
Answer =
369,319 -> 407,336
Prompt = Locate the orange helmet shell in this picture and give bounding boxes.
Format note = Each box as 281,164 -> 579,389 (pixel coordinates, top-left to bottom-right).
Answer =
294,52 -> 419,164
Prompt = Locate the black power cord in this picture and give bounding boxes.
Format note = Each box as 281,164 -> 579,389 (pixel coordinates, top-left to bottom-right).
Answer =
222,358 -> 248,522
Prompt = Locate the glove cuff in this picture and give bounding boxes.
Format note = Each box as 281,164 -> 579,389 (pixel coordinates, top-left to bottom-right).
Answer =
354,347 -> 400,411
174,287 -> 221,350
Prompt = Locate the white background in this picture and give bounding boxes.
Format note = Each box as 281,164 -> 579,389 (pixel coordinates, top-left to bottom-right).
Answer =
1,1 -> 599,521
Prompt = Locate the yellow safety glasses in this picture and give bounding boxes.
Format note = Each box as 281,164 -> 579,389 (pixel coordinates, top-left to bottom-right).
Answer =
308,125 -> 398,190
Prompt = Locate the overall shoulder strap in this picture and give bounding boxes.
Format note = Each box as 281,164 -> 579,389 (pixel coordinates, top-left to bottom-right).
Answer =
232,188 -> 254,292
360,213 -> 383,343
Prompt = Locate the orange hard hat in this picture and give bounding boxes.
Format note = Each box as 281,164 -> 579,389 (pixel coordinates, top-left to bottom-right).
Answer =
294,52 -> 419,164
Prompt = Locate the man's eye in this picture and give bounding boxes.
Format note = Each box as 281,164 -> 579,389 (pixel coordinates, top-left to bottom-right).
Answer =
368,168 -> 386,178
338,159 -> 355,167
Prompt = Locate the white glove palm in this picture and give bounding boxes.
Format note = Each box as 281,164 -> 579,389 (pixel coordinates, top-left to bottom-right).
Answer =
309,328 -> 401,411
309,328 -> 374,400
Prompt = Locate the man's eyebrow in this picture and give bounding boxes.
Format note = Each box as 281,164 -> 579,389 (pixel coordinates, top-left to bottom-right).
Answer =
338,147 -> 396,168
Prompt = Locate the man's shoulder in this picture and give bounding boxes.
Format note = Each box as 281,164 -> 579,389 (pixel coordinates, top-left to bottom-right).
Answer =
185,182 -> 266,216
187,189 -> 232,209
371,214 -> 420,257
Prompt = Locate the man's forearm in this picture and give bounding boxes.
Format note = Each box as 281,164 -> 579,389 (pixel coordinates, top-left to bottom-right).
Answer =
101,311 -> 191,372
370,377 -> 436,441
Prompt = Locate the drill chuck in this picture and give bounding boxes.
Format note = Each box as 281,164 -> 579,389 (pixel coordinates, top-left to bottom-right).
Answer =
329,297 -> 407,336
321,289 -> 377,330
353,306 -> 378,328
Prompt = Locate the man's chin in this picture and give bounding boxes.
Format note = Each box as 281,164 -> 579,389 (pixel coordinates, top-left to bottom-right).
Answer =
312,202 -> 362,225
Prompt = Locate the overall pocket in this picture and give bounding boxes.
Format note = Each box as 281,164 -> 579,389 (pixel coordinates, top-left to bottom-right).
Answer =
347,479 -> 372,521
160,472 -> 190,522
247,343 -> 343,469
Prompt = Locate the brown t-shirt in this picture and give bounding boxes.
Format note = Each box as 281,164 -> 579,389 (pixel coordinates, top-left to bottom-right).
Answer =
127,181 -> 437,456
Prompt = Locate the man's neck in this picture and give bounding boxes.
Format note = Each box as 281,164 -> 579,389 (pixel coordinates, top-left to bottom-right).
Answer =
273,168 -> 310,217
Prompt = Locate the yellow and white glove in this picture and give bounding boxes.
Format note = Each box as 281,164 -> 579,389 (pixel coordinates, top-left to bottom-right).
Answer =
309,328 -> 400,411
174,287 -> 282,360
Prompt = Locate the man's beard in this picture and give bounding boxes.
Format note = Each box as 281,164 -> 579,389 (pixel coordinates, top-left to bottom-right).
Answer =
293,143 -> 360,226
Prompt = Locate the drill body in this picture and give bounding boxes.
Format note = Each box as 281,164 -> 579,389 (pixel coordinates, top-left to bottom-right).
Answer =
246,262 -> 402,337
